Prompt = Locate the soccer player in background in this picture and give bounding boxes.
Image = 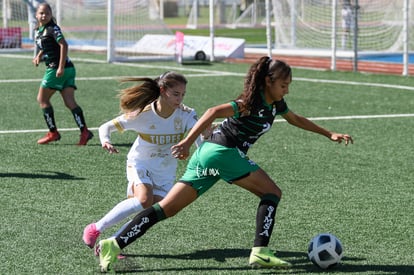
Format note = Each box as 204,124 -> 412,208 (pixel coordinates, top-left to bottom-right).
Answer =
83,72 -> 210,254
25,0 -> 45,41
97,57 -> 353,272
32,3 -> 93,145
341,0 -> 353,49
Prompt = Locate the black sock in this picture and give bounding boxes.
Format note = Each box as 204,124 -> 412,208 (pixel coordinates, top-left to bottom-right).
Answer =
253,194 -> 280,247
42,106 -> 57,132
71,106 -> 86,131
115,203 -> 166,249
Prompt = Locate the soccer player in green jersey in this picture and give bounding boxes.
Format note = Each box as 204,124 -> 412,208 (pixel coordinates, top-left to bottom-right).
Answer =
97,57 -> 353,272
33,3 -> 93,145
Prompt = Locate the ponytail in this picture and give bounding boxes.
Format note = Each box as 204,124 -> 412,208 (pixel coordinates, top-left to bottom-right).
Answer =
118,71 -> 187,115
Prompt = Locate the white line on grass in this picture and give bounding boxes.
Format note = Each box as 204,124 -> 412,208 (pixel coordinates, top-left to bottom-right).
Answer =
1,113 -> 413,134
294,77 -> 414,91
1,55 -> 413,134
275,113 -> 414,122
0,127 -> 99,134
2,54 -> 414,91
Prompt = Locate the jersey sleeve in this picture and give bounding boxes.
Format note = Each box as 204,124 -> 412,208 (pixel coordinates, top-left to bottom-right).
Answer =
183,107 -> 207,147
98,115 -> 127,145
52,25 -> 64,42
229,101 -> 240,118
185,108 -> 199,131
275,98 -> 289,115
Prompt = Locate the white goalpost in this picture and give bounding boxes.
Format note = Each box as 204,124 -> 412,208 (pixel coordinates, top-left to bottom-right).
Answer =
250,0 -> 412,75
105,0 -> 175,62
0,0 -> 412,74
1,0 -> 176,60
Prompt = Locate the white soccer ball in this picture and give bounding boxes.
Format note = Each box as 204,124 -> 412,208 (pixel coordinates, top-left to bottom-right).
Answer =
308,233 -> 343,269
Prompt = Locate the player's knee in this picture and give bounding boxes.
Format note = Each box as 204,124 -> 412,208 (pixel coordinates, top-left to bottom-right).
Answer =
135,196 -> 153,208
257,181 -> 282,198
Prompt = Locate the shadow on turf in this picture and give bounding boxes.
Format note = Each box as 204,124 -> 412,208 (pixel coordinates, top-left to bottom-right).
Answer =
0,171 -> 84,180
110,249 -> 414,274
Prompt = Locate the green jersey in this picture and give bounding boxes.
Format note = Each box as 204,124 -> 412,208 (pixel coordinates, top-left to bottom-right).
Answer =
35,21 -> 73,69
209,94 -> 289,154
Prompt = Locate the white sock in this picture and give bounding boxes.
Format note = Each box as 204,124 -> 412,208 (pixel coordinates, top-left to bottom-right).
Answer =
95,198 -> 143,232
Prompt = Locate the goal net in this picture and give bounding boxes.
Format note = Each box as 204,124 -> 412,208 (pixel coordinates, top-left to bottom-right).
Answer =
227,0 -> 413,54
273,0 -> 409,52
1,0 -> 174,61
2,0 -> 413,61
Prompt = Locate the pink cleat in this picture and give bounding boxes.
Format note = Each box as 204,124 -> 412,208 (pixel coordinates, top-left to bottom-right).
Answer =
82,223 -> 100,248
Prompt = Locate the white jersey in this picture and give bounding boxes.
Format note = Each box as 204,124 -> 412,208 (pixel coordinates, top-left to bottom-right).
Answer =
99,101 -> 198,180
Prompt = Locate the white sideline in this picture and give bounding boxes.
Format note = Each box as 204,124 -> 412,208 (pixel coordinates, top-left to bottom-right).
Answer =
1,114 -> 413,134
1,54 -> 413,134
1,54 -> 414,91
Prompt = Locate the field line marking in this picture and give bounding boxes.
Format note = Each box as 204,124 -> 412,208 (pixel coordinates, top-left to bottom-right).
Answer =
1,114 -> 413,134
2,72 -> 414,92
275,113 -> 414,122
1,54 -> 414,91
294,77 -> 414,91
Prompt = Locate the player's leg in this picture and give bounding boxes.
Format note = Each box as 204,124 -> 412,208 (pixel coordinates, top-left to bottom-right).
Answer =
98,182 -> 197,272
92,184 -> 152,258
36,85 -> 60,144
108,169 -> 172,239
60,72 -> 93,145
234,169 -> 291,268
213,145 -> 289,267
98,177 -> 172,260
117,182 -> 197,247
83,166 -> 152,248
98,143 -> 217,272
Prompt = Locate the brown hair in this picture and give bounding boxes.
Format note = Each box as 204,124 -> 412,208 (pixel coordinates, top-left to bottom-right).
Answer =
118,71 -> 187,114
237,56 -> 292,113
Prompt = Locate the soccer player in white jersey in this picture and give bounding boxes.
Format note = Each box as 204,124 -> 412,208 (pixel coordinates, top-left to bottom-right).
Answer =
82,72 -> 208,253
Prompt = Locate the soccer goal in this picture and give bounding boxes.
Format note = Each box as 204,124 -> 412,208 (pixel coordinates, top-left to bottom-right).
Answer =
226,0 -> 412,74
272,0 -> 409,52
1,0 -> 175,61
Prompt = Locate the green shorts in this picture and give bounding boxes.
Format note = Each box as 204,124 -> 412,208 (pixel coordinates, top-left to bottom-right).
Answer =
179,141 -> 259,196
41,66 -> 77,91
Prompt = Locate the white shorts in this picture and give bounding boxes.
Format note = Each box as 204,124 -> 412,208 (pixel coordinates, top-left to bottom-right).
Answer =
126,164 -> 174,199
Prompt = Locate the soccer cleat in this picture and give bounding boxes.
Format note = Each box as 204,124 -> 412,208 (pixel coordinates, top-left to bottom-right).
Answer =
37,131 -> 61,144
249,247 -> 292,268
77,129 -> 93,145
83,223 -> 100,248
95,242 -> 126,260
98,238 -> 121,273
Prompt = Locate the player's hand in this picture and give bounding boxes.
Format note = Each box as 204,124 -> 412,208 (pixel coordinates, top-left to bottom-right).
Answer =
103,142 -> 119,154
32,57 -> 40,67
56,67 -> 64,78
171,141 -> 190,160
330,133 -> 353,145
201,122 -> 218,140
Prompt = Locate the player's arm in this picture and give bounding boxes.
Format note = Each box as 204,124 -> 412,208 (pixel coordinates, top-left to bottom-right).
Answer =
56,38 -> 68,77
98,119 -> 122,154
282,110 -> 353,145
32,50 -> 44,66
172,103 -> 234,159
193,123 -> 217,148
